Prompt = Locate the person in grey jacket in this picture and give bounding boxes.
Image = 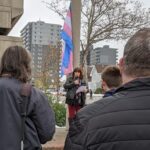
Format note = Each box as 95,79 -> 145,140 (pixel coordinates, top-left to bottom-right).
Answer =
64,28 -> 150,150
0,46 -> 55,150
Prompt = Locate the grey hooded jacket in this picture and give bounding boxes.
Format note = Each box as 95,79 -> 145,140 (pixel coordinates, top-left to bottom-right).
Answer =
0,77 -> 55,150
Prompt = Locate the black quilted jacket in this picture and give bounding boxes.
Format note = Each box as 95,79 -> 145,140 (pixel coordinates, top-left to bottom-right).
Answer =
64,77 -> 150,150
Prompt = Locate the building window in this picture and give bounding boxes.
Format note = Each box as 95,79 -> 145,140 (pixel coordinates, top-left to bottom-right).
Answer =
38,56 -> 42,60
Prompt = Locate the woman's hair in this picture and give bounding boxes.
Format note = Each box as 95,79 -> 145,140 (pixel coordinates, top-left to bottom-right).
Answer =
72,67 -> 83,79
0,46 -> 32,82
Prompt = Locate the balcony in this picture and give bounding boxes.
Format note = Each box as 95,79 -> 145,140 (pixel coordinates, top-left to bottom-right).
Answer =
0,0 -> 23,35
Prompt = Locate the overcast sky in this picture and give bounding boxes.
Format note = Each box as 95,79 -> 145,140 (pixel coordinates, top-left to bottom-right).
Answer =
9,0 -> 150,60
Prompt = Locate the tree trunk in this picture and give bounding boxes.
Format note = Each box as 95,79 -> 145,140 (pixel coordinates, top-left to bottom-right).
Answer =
82,48 -> 88,82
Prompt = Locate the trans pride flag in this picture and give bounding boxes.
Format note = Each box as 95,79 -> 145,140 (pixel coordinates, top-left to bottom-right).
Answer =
61,4 -> 73,76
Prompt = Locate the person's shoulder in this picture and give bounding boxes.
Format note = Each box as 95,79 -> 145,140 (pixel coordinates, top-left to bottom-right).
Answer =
65,76 -> 73,82
31,86 -> 45,95
31,87 -> 48,102
0,77 -> 18,84
0,77 -> 21,90
0,78 -> 9,87
77,95 -> 121,124
68,76 -> 73,80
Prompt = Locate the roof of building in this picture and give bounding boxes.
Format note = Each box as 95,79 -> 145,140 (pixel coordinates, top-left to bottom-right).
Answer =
87,65 -> 108,82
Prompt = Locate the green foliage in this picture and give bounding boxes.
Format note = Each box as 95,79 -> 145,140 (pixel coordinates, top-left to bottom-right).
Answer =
47,94 -> 66,127
94,88 -> 102,94
47,94 -> 55,105
52,102 -> 66,127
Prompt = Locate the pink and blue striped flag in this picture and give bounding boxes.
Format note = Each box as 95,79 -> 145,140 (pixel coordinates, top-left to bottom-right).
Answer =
61,4 -> 73,76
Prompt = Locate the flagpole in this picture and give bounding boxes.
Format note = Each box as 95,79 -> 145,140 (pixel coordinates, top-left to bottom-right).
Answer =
71,0 -> 81,68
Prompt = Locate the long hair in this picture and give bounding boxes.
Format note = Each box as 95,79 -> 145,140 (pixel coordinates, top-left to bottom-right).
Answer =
72,67 -> 83,79
0,46 -> 32,83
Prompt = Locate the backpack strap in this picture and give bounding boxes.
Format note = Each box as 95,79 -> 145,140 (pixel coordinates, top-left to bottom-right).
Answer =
20,83 -> 32,150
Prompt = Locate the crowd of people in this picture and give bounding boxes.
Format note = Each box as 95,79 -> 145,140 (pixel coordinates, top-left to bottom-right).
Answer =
0,28 -> 150,150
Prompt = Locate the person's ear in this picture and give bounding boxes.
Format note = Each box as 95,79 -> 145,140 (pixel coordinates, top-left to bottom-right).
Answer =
101,80 -> 107,92
118,57 -> 125,74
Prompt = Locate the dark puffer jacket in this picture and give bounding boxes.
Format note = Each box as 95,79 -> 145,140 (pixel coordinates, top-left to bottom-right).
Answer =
0,77 -> 55,150
64,77 -> 150,150
64,76 -> 87,106
103,89 -> 116,98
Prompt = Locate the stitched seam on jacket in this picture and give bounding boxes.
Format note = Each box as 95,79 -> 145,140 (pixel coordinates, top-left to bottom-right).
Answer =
88,123 -> 150,133
88,139 -> 150,146
85,94 -> 150,124
90,108 -> 150,120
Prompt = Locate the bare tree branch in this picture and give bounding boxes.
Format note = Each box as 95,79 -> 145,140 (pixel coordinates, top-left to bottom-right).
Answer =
43,0 -> 150,78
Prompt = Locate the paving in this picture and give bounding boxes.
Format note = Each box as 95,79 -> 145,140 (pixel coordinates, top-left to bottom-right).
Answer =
42,127 -> 67,150
42,94 -> 102,150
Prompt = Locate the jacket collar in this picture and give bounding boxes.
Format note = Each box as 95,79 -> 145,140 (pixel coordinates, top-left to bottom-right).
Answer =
103,89 -> 116,98
116,77 -> 150,93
